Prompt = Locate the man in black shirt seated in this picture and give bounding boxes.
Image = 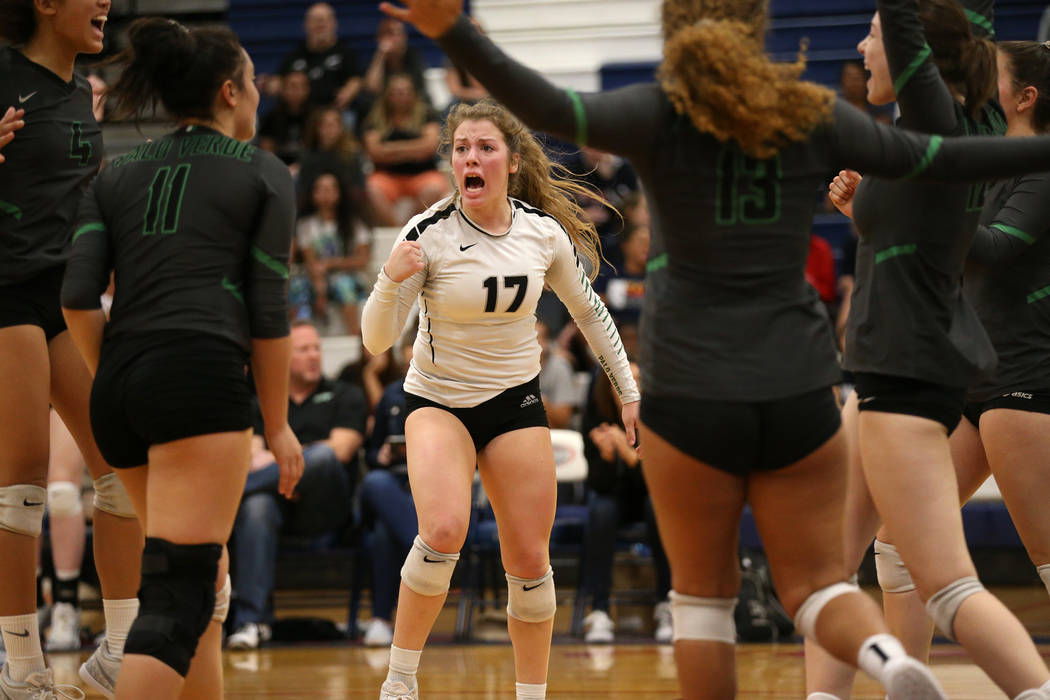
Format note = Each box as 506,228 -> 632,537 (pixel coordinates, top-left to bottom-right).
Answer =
227,321 -> 367,649
273,2 -> 363,111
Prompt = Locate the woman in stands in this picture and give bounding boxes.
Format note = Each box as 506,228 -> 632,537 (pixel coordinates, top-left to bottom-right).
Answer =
60,18 -> 303,700
815,35 -> 1050,700
381,0 -> 1050,698
361,98 -> 640,700
0,1 -> 144,697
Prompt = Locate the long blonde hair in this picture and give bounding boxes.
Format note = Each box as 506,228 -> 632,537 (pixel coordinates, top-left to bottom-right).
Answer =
659,0 -> 835,159
443,99 -> 608,280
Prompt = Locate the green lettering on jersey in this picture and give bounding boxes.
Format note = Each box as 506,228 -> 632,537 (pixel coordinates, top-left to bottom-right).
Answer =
143,164 -> 191,236
68,122 -> 92,166
112,139 -> 173,168
874,244 -> 918,264
715,145 -> 782,226
177,134 -> 255,162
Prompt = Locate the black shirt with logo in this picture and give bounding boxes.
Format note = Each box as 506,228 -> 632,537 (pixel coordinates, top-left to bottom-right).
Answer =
279,40 -> 361,107
253,377 -> 367,449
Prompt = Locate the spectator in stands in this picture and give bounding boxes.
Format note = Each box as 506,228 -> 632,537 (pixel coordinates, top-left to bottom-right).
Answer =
536,320 -> 578,429
565,147 -> 640,270
277,2 -> 363,111
838,59 -> 894,124
579,358 -> 672,644
363,74 -> 450,225
227,321 -> 367,649
258,70 -> 313,168
594,223 -> 649,325
294,173 -> 371,334
360,325 -> 417,646
363,18 -> 431,106
299,106 -> 372,223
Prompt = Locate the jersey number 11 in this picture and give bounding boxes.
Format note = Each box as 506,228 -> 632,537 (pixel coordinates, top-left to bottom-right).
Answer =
143,164 -> 191,236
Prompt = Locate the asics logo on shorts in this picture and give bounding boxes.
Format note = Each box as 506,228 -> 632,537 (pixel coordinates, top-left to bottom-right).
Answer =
1009,391 -> 1034,400
520,394 -> 539,408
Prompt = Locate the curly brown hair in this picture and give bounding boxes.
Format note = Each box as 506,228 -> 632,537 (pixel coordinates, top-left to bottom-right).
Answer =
658,0 -> 835,159
443,99 -> 608,280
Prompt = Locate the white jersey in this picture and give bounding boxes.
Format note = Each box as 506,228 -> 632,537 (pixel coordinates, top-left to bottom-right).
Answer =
362,196 -> 639,408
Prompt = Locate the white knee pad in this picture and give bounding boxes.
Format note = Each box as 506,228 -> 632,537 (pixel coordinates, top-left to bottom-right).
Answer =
0,484 -> 47,536
1037,564 -> 1050,598
506,566 -> 556,623
874,539 -> 916,593
794,581 -> 860,641
400,535 -> 459,596
925,576 -> 984,641
669,591 -> 736,644
47,481 -> 83,519
212,574 -> 232,623
93,473 -> 136,518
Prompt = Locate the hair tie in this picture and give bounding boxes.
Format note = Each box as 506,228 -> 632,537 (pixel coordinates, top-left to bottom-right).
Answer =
167,18 -> 189,34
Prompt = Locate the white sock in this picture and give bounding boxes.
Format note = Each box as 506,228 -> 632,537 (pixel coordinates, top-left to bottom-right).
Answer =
1013,691 -> 1044,700
807,694 -> 843,700
387,645 -> 422,689
516,681 -> 546,699
0,613 -> 46,682
103,598 -> 139,657
54,569 -> 80,581
857,633 -> 907,683
1038,564 -> 1050,598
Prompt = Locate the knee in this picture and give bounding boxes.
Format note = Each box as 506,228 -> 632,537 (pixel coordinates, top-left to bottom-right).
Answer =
793,581 -> 861,639
0,484 -> 47,536
418,515 -> 468,553
504,548 -> 550,581
302,443 -> 341,472
401,535 -> 459,596
923,576 -> 985,641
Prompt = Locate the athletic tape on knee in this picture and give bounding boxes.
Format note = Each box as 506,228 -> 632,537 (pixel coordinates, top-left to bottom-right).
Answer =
124,537 -> 222,677
0,484 -> 47,536
400,535 -> 459,597
925,576 -> 984,641
1037,564 -> 1050,598
47,481 -> 83,519
669,591 -> 736,644
93,473 -> 136,518
874,539 -> 916,593
506,567 -> 556,623
794,582 -> 860,641
212,574 -> 232,623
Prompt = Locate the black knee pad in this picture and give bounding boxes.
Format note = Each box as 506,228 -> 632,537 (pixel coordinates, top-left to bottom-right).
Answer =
124,537 -> 222,677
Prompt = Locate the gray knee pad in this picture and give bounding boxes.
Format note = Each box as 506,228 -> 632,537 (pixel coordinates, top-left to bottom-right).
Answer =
212,574 -> 231,623
1037,564 -> 1050,598
506,566 -> 556,623
0,484 -> 47,536
93,472 -> 137,518
47,481 -> 83,519
925,576 -> 984,641
794,581 -> 860,640
874,539 -> 916,593
669,591 -> 736,643
401,535 -> 459,596
125,537 -> 222,677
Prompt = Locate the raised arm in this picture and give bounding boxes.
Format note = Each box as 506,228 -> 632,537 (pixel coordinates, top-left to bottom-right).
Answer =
878,0 -> 959,133
969,173 -> 1050,266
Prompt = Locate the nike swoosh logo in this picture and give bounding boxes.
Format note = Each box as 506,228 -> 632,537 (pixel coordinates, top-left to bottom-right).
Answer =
24,499 -> 43,507
18,92 -> 37,103
522,583 -> 544,592
9,629 -> 30,637
459,244 -> 477,251
423,555 -> 443,563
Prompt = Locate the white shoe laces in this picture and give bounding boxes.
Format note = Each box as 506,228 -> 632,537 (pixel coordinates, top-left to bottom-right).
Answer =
21,670 -> 85,700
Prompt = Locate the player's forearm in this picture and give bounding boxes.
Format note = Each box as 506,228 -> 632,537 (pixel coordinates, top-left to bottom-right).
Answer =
251,336 -> 292,432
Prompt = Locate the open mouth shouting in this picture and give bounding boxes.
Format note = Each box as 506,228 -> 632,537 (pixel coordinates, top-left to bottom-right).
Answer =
91,15 -> 108,39
464,174 -> 485,194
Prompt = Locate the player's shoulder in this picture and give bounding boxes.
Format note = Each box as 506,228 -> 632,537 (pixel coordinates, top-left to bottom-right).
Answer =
400,195 -> 458,242
510,198 -> 566,238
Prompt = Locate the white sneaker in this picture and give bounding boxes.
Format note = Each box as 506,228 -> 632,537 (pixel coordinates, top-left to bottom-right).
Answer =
226,623 -> 271,650
583,610 -> 615,643
882,656 -> 947,700
77,638 -> 121,700
362,618 -> 394,647
379,680 -> 418,700
653,600 -> 673,643
45,603 -> 81,652
0,664 -> 85,699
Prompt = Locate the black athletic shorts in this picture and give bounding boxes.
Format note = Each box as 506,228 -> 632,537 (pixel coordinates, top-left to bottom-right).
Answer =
0,266 -> 67,340
404,375 -> 549,451
853,372 -> 966,433
639,386 -> 841,476
91,331 -> 253,468
963,389 -> 1050,428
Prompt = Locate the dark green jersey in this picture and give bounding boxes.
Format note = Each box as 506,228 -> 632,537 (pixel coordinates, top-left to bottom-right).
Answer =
0,47 -> 103,283
435,15 -> 1050,400
62,126 -> 295,350
964,172 -> 1050,400
845,0 -> 1005,388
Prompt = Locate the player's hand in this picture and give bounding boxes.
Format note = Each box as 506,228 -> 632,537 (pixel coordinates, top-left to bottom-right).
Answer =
621,400 -> 639,448
266,423 -> 304,499
383,240 -> 424,282
0,107 -> 26,164
829,170 -> 862,220
379,0 -> 463,39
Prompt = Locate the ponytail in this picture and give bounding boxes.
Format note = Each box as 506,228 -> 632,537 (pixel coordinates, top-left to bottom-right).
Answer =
106,18 -> 245,123
0,0 -> 36,46
919,0 -> 997,119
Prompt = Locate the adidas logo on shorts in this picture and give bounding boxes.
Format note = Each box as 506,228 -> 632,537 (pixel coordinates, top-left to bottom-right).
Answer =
520,393 -> 540,409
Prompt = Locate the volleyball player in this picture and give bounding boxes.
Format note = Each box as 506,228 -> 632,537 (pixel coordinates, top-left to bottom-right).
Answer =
380,1 -> 1050,698
361,98 -> 639,700
60,18 -> 304,700
0,1 -> 144,697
